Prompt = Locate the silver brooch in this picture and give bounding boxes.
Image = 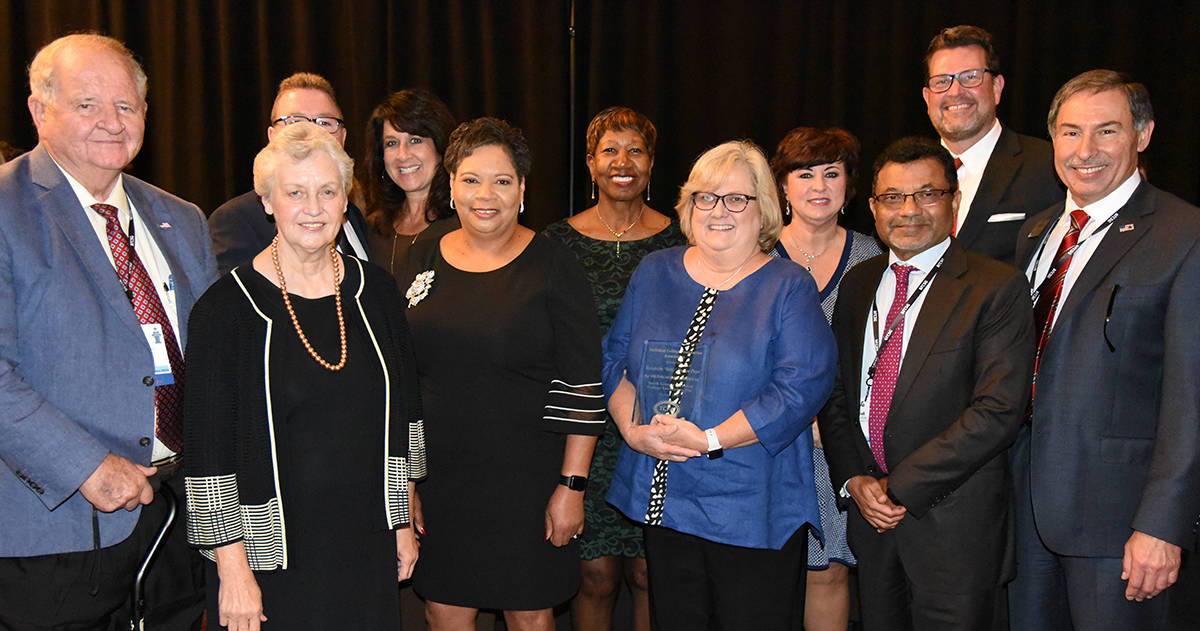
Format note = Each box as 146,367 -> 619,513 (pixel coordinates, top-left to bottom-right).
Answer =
406,270 -> 435,307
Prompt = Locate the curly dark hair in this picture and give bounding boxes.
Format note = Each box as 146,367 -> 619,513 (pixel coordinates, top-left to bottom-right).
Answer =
443,117 -> 532,179
362,89 -> 457,235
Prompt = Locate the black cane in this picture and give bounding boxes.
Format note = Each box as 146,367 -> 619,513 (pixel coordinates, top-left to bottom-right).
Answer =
129,481 -> 178,630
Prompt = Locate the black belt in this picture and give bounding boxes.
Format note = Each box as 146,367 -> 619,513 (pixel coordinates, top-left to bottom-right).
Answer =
149,454 -> 182,490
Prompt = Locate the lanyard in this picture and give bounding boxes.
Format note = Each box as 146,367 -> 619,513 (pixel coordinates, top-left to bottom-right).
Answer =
1027,210 -> 1117,302
865,256 -> 944,389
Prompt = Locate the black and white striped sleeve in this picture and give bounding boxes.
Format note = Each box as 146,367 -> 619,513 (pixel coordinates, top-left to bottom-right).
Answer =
543,241 -> 606,435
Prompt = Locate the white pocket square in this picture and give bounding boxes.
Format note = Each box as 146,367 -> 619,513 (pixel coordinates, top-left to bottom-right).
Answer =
987,212 -> 1026,223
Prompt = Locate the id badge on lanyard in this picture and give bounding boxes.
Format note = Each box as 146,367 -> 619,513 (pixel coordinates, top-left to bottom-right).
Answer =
141,323 -> 175,385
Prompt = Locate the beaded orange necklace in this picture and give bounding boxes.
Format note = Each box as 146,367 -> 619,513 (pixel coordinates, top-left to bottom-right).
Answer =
271,235 -> 347,371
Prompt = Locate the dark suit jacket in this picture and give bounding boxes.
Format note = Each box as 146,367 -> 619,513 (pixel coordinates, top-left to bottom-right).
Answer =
0,146 -> 217,556
1016,181 -> 1200,557
955,126 -> 1062,266
208,190 -> 371,275
819,240 -> 1035,591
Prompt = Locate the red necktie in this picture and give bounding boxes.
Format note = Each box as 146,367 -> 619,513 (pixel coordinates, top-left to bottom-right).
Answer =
1030,209 -> 1090,403
92,203 -> 184,453
951,157 -> 964,237
868,263 -> 915,473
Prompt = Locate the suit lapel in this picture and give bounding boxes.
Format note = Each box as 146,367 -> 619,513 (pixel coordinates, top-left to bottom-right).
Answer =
843,257 -> 886,408
891,243 -> 968,412
30,147 -> 145,341
1053,182 -> 1155,329
957,127 -> 1020,245
126,181 -> 198,344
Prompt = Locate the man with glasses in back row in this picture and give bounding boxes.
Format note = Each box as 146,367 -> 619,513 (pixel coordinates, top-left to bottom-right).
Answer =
922,25 -> 1062,266
819,137 -> 1035,630
209,72 -> 371,274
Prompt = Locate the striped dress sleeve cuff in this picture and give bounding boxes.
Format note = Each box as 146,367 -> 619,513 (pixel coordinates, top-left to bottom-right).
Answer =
543,379 -> 606,435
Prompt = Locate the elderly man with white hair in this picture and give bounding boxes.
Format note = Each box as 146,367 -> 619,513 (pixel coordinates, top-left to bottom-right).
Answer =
0,33 -> 215,629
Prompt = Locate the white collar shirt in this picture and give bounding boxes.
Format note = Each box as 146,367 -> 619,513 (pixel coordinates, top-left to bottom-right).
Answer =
1026,170 -> 1141,324
944,119 -> 1003,234
53,161 -> 181,461
856,237 -> 953,440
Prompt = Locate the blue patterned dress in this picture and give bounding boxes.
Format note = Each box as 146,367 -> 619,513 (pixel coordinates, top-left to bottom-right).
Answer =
773,229 -> 882,568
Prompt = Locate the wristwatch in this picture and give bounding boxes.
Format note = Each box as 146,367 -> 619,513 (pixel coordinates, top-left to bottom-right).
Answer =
705,428 -> 724,459
559,475 -> 588,491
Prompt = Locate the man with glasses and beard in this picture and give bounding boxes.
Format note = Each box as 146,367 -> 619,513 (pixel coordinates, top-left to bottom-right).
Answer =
922,25 -> 1061,266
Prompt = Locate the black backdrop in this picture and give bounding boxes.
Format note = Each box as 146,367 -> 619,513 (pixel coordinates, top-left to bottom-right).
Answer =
1,1 -> 1197,235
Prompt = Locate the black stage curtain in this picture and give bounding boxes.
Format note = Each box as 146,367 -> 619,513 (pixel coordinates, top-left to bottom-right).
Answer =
1,1 -> 1196,235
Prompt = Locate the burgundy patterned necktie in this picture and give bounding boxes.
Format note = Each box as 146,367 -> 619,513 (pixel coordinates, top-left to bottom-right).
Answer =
1030,209 -> 1090,404
92,203 -> 184,453
867,263 -> 915,473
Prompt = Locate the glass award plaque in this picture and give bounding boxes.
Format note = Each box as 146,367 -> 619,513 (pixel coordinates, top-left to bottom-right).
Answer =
637,339 -> 707,423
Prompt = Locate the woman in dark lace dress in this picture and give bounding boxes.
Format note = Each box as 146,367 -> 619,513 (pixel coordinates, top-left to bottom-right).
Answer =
544,107 -> 684,631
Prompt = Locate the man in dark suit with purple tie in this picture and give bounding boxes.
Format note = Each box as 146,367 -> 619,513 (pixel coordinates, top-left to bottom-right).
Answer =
819,137 -> 1035,630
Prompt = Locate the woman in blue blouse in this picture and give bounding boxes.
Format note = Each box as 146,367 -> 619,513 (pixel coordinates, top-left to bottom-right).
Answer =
603,140 -> 837,629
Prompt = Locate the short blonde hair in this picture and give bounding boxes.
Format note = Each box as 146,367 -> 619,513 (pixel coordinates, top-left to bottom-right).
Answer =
253,121 -> 354,199
676,140 -> 782,253
29,33 -> 148,105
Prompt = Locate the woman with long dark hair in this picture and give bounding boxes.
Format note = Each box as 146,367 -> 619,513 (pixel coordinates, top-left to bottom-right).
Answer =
361,89 -> 459,276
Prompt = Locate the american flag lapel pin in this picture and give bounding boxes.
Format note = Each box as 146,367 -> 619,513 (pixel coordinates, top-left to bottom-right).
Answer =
159,221 -> 172,229
1119,223 -> 1135,232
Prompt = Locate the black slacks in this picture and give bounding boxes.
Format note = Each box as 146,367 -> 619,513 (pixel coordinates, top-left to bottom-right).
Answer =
850,520 -> 1005,631
0,474 -> 204,631
643,524 -> 807,631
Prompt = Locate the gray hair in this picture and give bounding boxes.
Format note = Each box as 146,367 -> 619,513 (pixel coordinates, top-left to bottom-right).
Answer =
676,140 -> 783,253
253,122 -> 354,199
28,33 -> 148,104
1047,69 -> 1153,136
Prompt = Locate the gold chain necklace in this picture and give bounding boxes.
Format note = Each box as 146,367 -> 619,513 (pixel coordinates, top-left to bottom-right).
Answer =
272,235 -> 347,371
596,204 -> 645,258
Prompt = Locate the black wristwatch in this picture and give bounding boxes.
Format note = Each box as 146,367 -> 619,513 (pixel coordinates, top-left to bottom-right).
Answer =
559,475 -> 588,491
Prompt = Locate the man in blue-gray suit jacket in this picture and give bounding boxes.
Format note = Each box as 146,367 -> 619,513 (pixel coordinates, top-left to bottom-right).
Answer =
1010,69 -> 1200,631
0,34 -> 215,629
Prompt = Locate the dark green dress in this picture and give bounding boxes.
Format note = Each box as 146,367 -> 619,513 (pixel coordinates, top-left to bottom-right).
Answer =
544,217 -> 687,559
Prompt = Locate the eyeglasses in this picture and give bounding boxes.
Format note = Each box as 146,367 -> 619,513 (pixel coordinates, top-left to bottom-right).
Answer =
926,68 -> 994,93
692,192 -> 757,213
270,115 -> 346,132
871,189 -> 953,209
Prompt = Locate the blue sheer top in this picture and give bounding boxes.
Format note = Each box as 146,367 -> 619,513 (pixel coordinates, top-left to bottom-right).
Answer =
603,247 -> 837,549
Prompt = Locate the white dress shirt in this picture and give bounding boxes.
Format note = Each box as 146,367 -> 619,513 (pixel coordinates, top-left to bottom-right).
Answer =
55,160 -> 181,460
944,119 -> 1003,234
856,237 -> 952,441
1026,170 -> 1141,324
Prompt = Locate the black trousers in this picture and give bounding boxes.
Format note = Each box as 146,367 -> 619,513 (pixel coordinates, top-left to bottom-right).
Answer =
0,474 -> 204,631
851,522 -> 1005,631
643,525 -> 807,631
